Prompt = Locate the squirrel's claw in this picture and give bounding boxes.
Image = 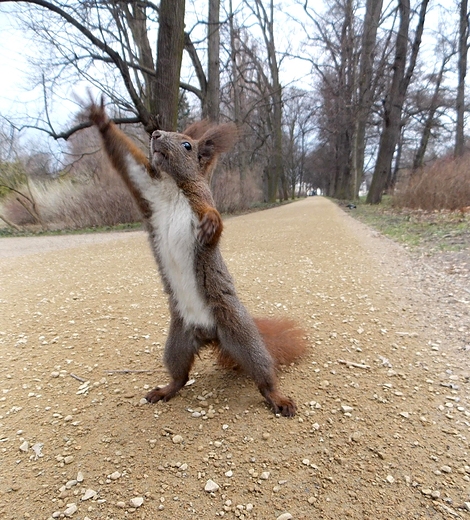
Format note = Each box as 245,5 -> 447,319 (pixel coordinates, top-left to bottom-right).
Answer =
88,95 -> 109,131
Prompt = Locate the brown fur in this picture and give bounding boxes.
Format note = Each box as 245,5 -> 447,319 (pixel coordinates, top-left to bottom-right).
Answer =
216,318 -> 307,370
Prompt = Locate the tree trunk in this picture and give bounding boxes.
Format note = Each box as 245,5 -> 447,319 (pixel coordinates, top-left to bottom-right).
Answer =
353,0 -> 383,197
154,0 -> 185,131
455,0 -> 468,157
367,0 -> 429,204
204,0 -> 220,122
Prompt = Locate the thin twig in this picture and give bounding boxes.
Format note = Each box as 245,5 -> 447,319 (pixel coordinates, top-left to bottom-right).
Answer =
105,369 -> 156,374
70,373 -> 87,382
337,359 -> 371,370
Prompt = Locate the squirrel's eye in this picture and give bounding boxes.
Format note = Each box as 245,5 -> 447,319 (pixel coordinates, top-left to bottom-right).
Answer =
182,141 -> 192,151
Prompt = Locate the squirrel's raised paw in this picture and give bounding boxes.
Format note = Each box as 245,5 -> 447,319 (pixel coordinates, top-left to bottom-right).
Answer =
198,207 -> 223,246
88,95 -> 109,131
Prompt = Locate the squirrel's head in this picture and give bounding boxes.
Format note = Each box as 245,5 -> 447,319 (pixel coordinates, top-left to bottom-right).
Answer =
150,121 -> 238,183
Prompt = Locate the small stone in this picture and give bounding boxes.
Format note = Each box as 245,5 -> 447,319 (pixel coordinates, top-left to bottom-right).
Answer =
464,502 -> 470,511
172,435 -> 183,444
19,441 -> 29,452
204,479 -> 220,492
421,488 -> 432,496
440,465 -> 452,473
260,471 -> 270,480
76,472 -> 84,483
225,470 -> 233,477
64,456 -> 74,464
246,504 -> 253,512
351,431 -> 363,442
116,501 -> 126,508
109,471 -> 121,480
262,432 -> 271,440
51,371 -> 60,378
129,497 -> 144,508
277,513 -> 293,520
341,405 -> 353,413
81,489 -> 97,501
386,475 -> 395,484
64,503 -> 78,517
302,459 -> 310,466
400,412 -> 409,419
431,490 -> 441,499
64,415 -> 73,422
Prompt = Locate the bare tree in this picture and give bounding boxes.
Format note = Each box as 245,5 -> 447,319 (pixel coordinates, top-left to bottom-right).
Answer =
245,0 -> 285,202
412,47 -> 453,170
352,0 -> 383,198
455,0 -> 469,157
366,0 -> 430,204
0,0 -> 185,135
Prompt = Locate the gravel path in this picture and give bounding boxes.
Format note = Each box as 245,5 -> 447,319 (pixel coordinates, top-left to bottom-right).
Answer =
0,196 -> 469,519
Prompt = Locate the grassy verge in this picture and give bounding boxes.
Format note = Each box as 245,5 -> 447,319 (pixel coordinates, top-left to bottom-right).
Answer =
341,197 -> 470,254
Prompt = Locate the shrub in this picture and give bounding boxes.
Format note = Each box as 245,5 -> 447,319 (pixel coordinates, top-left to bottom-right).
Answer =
2,169 -> 141,230
393,154 -> 470,211
212,166 -> 263,213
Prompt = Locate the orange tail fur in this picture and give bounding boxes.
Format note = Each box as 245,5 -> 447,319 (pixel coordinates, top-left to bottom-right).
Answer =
216,318 -> 307,370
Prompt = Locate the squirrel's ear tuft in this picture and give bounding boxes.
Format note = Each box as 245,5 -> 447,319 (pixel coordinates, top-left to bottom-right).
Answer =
197,123 -> 238,178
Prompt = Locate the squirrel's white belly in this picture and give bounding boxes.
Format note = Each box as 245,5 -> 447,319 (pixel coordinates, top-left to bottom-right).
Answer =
147,179 -> 215,329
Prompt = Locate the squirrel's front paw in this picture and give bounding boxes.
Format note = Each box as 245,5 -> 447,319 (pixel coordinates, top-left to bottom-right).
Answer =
88,95 -> 109,131
198,208 -> 223,246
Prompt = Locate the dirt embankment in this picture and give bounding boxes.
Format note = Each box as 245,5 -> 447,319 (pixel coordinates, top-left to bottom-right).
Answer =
0,196 -> 469,520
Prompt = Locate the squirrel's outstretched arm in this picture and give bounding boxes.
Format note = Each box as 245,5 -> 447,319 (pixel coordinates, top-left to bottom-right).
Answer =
89,99 -> 153,218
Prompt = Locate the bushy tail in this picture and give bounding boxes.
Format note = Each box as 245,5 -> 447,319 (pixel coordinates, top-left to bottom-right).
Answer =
216,318 -> 307,370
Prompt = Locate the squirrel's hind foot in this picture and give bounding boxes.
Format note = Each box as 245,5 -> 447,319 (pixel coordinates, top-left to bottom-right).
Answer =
263,390 -> 297,417
145,378 -> 187,403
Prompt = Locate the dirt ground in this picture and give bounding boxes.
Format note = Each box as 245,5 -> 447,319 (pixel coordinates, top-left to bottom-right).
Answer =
1,196 -> 469,520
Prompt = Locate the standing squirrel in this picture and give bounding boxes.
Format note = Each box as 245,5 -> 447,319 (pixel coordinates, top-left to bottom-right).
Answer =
88,99 -> 306,416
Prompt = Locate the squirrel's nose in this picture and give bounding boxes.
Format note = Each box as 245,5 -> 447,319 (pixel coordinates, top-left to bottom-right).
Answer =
151,131 -> 161,140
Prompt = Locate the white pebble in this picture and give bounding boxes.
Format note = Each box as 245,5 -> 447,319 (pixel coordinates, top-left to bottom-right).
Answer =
19,441 -> 29,452
204,479 -> 220,492
386,475 -> 395,484
64,503 -> 78,517
81,489 -> 97,501
277,513 -> 293,520
129,497 -> 144,508
172,435 -> 183,444
260,471 -> 270,480
109,471 -> 121,480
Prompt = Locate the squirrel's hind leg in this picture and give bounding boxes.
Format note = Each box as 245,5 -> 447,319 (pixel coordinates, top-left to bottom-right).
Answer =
217,320 -> 297,417
145,316 -> 200,403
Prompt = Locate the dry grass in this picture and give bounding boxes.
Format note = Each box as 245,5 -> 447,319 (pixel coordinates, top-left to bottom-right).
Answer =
393,154 -> 470,211
212,166 -> 263,213
2,170 -> 141,231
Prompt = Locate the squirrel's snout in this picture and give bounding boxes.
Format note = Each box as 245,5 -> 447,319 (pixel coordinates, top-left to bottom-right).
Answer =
151,131 -> 162,140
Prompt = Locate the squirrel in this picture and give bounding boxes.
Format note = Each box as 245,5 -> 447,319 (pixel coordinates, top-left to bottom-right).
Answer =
88,98 -> 306,416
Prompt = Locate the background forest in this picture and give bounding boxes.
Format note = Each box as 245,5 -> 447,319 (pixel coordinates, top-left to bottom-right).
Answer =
0,0 -> 469,232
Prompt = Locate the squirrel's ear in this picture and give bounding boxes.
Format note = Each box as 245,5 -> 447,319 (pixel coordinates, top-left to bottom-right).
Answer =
197,123 -> 238,178
183,119 -> 212,140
